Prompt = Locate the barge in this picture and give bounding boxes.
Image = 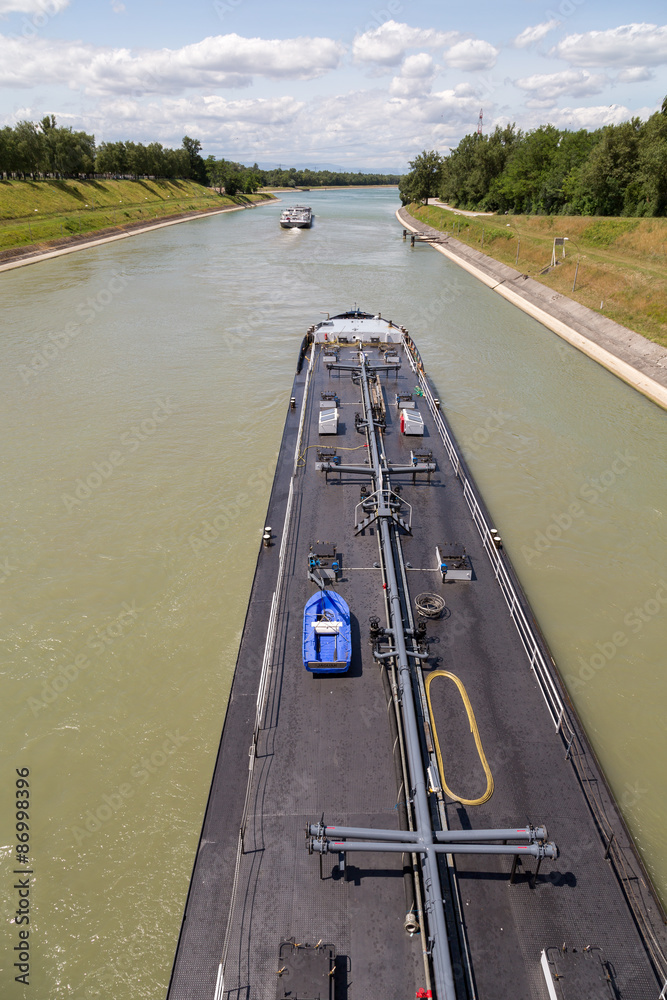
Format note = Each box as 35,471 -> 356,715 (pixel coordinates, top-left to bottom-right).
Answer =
167,310 -> 667,999
280,205 -> 313,228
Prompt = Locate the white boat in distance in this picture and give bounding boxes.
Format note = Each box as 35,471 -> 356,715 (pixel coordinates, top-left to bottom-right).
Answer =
280,205 -> 313,228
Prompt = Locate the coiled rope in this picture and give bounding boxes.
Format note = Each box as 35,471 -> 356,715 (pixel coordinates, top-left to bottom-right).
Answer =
414,593 -> 446,619
425,670 -> 494,806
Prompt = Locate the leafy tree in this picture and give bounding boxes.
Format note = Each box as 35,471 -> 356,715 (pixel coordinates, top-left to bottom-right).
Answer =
0,125 -> 18,177
182,135 -> 207,184
574,119 -> 642,215
637,110 -> 667,215
399,149 -> 444,205
13,120 -> 43,177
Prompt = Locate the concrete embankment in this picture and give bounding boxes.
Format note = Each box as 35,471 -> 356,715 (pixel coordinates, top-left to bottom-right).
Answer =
0,199 -> 275,273
397,206 -> 667,411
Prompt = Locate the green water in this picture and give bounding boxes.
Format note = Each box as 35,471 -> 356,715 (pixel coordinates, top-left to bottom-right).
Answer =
1,189 -> 665,997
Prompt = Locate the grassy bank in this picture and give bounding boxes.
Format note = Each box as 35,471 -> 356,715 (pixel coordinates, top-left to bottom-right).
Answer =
408,204 -> 667,348
0,178 -> 273,251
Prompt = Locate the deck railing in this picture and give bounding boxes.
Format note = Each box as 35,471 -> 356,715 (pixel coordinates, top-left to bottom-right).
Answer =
401,333 -> 575,745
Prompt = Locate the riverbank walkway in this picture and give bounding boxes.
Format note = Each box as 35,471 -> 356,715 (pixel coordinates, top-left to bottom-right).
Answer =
397,206 -> 667,411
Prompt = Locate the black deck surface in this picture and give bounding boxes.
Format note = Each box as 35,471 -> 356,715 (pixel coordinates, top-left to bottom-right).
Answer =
167,336 -> 666,1000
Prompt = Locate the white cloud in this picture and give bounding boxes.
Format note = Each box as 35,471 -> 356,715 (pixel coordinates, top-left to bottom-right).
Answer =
553,23 -> 667,67
161,95 -> 304,125
352,20 -> 457,67
389,54 -> 435,98
515,69 -> 607,102
445,38 -> 498,71
0,32 -> 345,95
46,85 -> 485,168
0,0 -> 69,12
525,97 -> 559,110
616,66 -> 654,83
410,89 -> 482,127
401,53 -> 434,78
111,0 -> 125,12
544,104 -> 645,130
513,19 -> 560,48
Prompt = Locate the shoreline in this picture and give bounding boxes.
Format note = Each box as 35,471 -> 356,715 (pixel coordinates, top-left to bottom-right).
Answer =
397,207 -> 667,412
0,199 -> 276,273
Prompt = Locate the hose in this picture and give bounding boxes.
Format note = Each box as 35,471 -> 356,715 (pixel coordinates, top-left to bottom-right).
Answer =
425,670 -> 494,807
414,593 -> 446,619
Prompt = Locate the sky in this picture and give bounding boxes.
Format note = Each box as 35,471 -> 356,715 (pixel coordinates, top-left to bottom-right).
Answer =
1,0 -> 666,171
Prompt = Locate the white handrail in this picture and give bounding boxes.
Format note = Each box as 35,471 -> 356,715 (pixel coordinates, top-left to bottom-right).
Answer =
256,346 -> 314,734
402,334 -> 574,742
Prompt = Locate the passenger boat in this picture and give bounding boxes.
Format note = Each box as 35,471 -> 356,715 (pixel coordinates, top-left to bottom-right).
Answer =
302,589 -> 351,674
167,309 -> 667,1000
280,205 -> 312,228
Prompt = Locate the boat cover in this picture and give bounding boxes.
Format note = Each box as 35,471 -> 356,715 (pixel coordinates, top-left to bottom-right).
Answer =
303,589 -> 351,673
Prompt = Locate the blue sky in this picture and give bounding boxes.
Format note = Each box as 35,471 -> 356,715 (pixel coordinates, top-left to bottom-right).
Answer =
1,0 -> 666,169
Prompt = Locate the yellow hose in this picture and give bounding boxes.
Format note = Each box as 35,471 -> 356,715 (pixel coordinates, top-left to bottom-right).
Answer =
425,670 -> 494,806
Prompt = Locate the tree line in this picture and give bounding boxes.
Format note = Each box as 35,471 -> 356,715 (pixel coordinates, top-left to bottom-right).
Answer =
1,117 -> 400,192
400,98 -> 667,217
0,118 -> 208,183
203,159 -> 401,195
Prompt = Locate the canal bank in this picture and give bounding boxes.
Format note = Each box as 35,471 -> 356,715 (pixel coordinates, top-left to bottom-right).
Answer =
397,206 -> 667,411
0,198 -> 276,273
2,188 -> 666,999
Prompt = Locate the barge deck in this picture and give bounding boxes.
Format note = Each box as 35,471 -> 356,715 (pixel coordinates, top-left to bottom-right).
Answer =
166,310 -> 666,1000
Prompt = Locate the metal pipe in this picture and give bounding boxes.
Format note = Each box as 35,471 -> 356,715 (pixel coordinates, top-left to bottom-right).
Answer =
312,839 -> 559,859
310,823 -> 418,842
317,462 -> 435,476
356,359 -> 457,1000
436,826 -> 547,843
310,823 -> 547,844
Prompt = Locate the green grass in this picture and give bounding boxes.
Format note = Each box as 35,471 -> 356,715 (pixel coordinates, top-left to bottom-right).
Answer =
409,203 -> 667,348
0,179 -> 274,251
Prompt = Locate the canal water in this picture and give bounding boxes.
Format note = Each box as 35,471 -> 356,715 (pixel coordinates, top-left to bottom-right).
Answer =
1,189 -> 665,998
